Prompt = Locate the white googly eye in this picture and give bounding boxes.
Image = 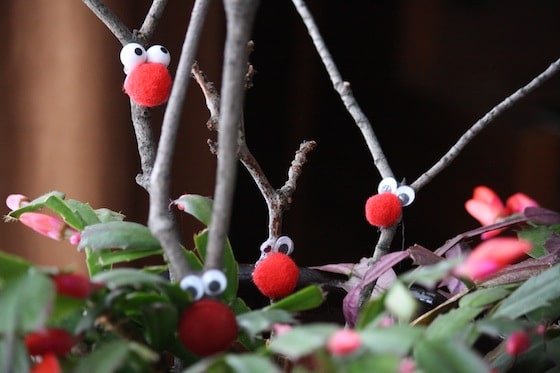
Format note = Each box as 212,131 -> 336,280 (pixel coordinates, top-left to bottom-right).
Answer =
120,43 -> 147,74
273,236 -> 294,255
378,177 -> 398,194
179,274 -> 204,301
202,269 -> 227,296
396,185 -> 415,207
259,238 -> 275,255
147,45 -> 171,67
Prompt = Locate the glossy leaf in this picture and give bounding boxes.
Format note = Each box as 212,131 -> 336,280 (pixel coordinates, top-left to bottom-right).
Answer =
73,339 -> 131,373
174,194 -> 214,226
0,270 -> 54,334
459,287 -> 511,308
265,285 -> 326,312
236,309 -> 295,337
225,354 -> 282,373
269,323 -> 339,360
360,325 -> 424,356
414,338 -> 490,373
92,268 -> 167,289
425,306 -> 484,340
0,251 -> 31,281
79,221 -> 161,252
492,265 -> 560,319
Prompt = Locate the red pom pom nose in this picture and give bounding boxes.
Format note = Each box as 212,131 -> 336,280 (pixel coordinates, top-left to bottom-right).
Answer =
123,63 -> 172,107
365,192 -> 402,228
178,299 -> 238,356
252,252 -> 299,299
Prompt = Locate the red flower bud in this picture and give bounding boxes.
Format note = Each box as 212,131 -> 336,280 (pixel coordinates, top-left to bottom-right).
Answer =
178,299 -> 238,356
30,354 -> 61,373
252,252 -> 299,299
505,331 -> 531,356
365,193 -> 402,228
327,329 -> 362,356
24,328 -> 75,356
52,273 -> 100,299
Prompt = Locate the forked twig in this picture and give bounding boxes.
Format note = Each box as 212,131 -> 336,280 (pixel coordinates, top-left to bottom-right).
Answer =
193,62 -> 316,246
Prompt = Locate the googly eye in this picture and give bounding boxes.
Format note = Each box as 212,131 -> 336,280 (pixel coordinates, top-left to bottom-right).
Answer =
202,269 -> 227,296
147,45 -> 171,67
273,236 -> 294,255
378,177 -> 398,194
396,185 -> 416,207
179,274 -> 204,301
259,238 -> 275,255
120,43 -> 147,74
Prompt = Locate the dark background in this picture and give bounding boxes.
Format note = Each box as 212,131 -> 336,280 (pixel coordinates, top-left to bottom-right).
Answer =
2,0 -> 560,272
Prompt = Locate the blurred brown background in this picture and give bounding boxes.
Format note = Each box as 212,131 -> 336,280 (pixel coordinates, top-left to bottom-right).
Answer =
1,0 -> 560,274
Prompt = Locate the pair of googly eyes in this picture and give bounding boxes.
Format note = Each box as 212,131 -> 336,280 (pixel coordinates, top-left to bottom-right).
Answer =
259,236 -> 295,256
179,269 -> 227,301
120,43 -> 171,74
378,177 -> 415,207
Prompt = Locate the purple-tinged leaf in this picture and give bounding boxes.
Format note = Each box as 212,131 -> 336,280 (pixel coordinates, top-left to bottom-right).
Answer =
310,262 -> 360,277
524,206 -> 560,225
343,284 -> 361,326
407,245 -> 443,266
362,251 -> 410,285
544,232 -> 560,253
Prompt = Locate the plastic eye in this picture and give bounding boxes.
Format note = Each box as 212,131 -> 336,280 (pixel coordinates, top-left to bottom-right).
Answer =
378,177 -> 398,194
259,238 -> 275,255
147,45 -> 171,67
179,274 -> 204,301
396,185 -> 416,207
273,236 -> 294,255
120,43 -> 147,74
202,269 -> 227,296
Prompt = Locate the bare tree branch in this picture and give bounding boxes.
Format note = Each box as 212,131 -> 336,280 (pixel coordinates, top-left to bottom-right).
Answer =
82,0 -> 132,45
193,63 -> 316,244
149,0 -> 213,280
130,102 -> 156,191
411,57 -> 560,192
291,0 -> 393,180
139,0 -> 169,41
204,0 -> 260,271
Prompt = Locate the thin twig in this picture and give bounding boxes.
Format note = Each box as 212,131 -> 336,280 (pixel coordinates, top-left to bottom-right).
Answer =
204,0 -> 260,271
130,102 -> 156,191
193,64 -> 316,243
411,56 -> 560,192
149,0 -> 213,280
291,0 -> 393,180
139,0 -> 169,41
82,0 -> 132,45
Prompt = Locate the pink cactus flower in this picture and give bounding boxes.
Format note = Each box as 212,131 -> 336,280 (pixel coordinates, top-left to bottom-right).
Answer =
6,194 -> 30,211
454,238 -> 531,282
327,329 -> 362,356
19,212 -> 79,242
465,186 -> 538,239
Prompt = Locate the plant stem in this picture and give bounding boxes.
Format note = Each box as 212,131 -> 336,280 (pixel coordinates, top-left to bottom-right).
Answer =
204,0 -> 259,270
148,0 -> 213,280
411,56 -> 560,192
139,0 -> 169,41
130,102 -> 156,191
82,0 -> 132,45
291,0 -> 393,180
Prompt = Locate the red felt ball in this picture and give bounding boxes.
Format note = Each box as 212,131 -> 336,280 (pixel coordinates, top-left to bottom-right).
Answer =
123,63 -> 172,107
252,252 -> 299,299
52,273 -> 97,299
178,299 -> 238,357
365,192 -> 402,228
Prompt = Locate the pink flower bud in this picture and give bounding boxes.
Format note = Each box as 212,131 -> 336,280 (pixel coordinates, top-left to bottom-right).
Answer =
272,323 -> 292,336
505,331 -> 531,356
399,358 -> 416,373
18,212 -> 79,242
327,329 -> 362,356
454,238 -> 531,282
6,194 -> 29,211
